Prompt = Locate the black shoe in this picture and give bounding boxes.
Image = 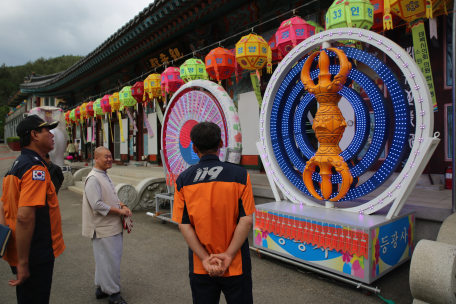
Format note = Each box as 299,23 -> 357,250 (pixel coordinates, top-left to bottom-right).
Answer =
95,288 -> 109,299
109,296 -> 127,304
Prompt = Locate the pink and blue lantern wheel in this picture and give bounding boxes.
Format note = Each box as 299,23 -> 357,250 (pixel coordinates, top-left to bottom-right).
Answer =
161,80 -> 242,177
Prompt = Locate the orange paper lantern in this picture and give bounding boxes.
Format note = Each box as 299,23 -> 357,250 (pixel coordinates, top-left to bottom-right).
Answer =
205,47 -> 235,83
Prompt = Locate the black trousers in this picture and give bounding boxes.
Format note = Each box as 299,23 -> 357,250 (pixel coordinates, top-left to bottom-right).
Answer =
189,272 -> 253,304
10,259 -> 55,304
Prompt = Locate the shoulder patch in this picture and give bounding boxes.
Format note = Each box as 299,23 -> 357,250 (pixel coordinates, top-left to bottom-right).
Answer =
32,170 -> 46,181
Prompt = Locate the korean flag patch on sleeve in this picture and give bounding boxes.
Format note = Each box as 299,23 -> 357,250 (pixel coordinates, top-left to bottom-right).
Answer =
33,170 -> 45,181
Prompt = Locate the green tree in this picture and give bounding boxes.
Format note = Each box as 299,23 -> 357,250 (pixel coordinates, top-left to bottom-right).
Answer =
0,55 -> 83,139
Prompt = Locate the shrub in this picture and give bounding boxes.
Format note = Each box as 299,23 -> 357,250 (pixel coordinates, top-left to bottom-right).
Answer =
6,137 -> 20,143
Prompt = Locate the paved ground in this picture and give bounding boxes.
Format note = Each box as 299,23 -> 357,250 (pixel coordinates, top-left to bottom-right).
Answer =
0,145 -> 414,303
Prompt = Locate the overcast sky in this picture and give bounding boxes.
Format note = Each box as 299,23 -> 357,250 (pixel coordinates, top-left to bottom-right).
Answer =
0,0 -> 154,66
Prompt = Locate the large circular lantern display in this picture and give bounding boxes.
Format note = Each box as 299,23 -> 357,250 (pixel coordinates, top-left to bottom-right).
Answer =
161,80 -> 242,177
260,28 -> 439,215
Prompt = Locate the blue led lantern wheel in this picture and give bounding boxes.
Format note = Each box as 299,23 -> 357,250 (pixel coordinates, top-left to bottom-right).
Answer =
259,29 -> 440,216
271,47 -> 400,200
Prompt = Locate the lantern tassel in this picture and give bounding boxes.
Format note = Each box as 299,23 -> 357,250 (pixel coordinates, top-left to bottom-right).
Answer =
345,1 -> 353,27
108,114 -> 114,143
267,45 -> 272,74
101,117 -> 106,144
383,0 -> 394,30
117,111 -> 125,143
426,0 -> 433,18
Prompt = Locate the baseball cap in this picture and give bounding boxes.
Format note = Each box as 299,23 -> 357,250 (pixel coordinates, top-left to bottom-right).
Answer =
16,114 -> 59,137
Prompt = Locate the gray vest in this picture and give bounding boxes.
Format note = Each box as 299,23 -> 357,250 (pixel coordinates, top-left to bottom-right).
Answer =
82,169 -> 122,238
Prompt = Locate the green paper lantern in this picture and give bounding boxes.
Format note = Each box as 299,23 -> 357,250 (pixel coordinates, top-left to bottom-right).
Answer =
119,86 -> 136,108
325,0 -> 374,30
180,58 -> 208,83
70,109 -> 76,123
307,20 -> 324,34
94,98 -> 103,116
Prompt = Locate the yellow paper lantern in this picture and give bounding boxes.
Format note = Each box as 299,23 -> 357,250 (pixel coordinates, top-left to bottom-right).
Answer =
144,74 -> 162,100
383,0 -> 451,29
235,33 -> 272,73
109,92 -> 120,112
80,102 -> 88,120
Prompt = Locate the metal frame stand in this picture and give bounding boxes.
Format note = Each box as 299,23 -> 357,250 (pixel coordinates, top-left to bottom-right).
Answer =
146,150 -> 178,224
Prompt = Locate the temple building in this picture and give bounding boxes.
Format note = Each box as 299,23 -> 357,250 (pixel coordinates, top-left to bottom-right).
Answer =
4,0 -> 454,181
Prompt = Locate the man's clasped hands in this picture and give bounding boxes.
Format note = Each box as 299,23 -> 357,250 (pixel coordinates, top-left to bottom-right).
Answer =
202,252 -> 234,277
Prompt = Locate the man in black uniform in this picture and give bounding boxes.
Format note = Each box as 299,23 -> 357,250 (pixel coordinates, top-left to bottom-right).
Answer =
44,154 -> 64,195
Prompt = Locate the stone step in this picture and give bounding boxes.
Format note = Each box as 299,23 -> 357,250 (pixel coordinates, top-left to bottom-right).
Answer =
67,186 -> 84,195
81,174 -> 144,187
75,181 -> 85,188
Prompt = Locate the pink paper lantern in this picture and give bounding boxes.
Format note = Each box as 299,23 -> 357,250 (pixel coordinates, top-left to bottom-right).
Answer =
101,95 -> 111,114
161,67 -> 184,96
276,16 -> 315,56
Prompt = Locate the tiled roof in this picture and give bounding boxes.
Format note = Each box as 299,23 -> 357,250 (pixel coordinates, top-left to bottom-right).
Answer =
21,0 -> 235,93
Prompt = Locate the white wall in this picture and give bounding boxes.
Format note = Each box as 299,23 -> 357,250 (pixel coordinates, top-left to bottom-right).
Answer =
87,127 -> 92,142
147,112 -> 158,155
120,118 -> 128,154
103,120 -> 109,149
238,92 -> 260,155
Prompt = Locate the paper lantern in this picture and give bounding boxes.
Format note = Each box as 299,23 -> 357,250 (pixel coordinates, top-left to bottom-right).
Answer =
161,67 -> 184,95
109,93 -> 120,112
87,101 -> 94,118
75,106 -> 81,121
119,86 -> 136,108
229,48 -> 244,83
276,16 -> 316,56
180,58 -> 209,83
382,0 -> 451,28
306,20 -> 325,34
205,47 -> 235,82
268,34 -> 283,63
80,102 -> 88,120
65,111 -> 71,124
131,82 -> 145,103
325,0 -> 374,30
370,0 -> 401,31
235,33 -> 272,73
144,74 -> 162,100
101,95 -> 111,114
94,98 -> 103,117
70,109 -> 76,123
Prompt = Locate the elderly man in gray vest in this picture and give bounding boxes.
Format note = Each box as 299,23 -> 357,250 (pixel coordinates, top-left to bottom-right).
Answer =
82,147 -> 132,304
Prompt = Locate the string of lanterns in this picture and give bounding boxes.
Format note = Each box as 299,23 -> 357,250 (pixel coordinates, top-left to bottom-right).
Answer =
46,0 -> 455,131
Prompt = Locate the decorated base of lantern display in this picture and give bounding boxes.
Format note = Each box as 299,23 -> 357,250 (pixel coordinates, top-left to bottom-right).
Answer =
253,202 -> 414,284
161,80 -> 242,180
254,28 -> 440,285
